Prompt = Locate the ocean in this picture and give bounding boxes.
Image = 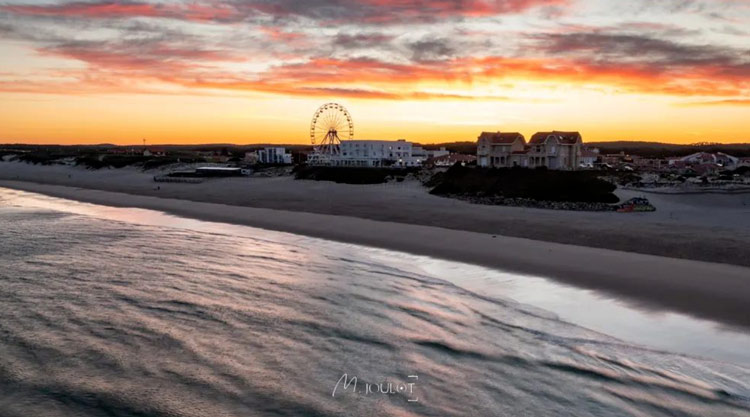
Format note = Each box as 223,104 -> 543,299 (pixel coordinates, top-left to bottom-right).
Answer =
0,187 -> 749,417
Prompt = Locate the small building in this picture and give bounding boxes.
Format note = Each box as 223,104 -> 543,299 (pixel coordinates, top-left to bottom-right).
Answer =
412,146 -> 450,165
579,148 -> 600,168
257,147 -> 293,165
244,152 -> 259,165
143,147 -> 167,157
195,167 -> 247,177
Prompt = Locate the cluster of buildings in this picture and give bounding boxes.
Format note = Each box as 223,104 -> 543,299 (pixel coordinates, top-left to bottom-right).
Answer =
475,131 -> 750,176
106,134 -> 750,177
244,147 -> 293,165
476,131 -> 590,170
311,139 -> 455,168
668,152 -> 749,175
306,131 -> 593,170
602,151 -> 750,175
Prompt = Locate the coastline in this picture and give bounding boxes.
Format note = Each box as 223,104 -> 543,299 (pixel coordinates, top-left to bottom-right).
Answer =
1,162 -> 749,268
2,179 -> 750,330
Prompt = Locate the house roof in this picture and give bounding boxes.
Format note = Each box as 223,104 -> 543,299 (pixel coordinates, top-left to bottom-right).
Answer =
530,131 -> 582,145
478,131 -> 525,144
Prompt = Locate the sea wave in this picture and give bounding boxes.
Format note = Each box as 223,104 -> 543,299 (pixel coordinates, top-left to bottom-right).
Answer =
1,191 -> 749,416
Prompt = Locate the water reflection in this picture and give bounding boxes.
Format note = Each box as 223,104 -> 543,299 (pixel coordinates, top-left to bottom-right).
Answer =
2,187 -> 750,416
4,186 -> 750,366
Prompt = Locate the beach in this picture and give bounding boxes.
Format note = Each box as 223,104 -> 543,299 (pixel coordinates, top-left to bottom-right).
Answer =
1,162 -> 749,329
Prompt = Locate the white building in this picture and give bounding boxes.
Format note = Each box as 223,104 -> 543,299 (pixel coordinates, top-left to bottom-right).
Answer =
254,147 -> 292,165
579,148 -> 600,168
413,146 -> 449,162
331,139 -> 422,167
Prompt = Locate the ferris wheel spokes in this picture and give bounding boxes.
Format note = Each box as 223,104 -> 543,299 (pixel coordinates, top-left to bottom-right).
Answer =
309,103 -> 354,160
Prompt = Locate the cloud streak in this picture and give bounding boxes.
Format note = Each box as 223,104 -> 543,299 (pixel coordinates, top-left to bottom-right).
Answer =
1,0 -> 567,23
0,0 -> 748,104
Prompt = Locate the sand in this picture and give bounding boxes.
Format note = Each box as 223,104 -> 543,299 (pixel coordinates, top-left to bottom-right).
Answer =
1,162 -> 749,263
1,162 -> 750,328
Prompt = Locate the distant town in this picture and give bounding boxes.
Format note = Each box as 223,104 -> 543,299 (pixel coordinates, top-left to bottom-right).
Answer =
3,132 -> 750,190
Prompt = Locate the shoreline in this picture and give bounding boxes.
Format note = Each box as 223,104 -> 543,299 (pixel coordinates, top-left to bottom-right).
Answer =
1,162 -> 749,268
2,179 -> 750,330
624,186 -> 750,195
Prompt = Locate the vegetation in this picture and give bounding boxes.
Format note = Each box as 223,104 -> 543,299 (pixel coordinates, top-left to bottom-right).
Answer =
429,165 -> 619,203
419,141 -> 477,155
74,156 -> 110,169
72,155 -> 205,170
17,151 -> 77,165
294,166 -> 418,184
99,155 -> 152,168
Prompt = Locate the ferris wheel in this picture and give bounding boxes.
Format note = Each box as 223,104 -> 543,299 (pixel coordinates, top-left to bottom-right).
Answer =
310,103 -> 353,157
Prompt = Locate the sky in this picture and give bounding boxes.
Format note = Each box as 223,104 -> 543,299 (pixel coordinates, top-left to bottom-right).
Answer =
0,0 -> 748,145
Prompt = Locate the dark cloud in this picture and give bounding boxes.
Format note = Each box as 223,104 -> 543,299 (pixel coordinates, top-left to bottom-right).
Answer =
332,33 -> 393,49
1,0 -> 568,25
1,0 -> 747,102
532,32 -> 750,77
409,38 -> 456,62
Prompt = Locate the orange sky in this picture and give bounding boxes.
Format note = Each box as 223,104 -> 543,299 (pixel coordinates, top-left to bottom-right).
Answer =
0,0 -> 748,145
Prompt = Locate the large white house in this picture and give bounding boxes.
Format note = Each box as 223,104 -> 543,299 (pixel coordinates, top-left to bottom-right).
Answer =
328,139 -> 422,167
477,131 -> 583,170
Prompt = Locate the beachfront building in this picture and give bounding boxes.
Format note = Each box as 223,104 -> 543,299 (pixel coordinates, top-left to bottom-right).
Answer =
413,146 -> 450,161
580,148 -> 600,168
527,131 -> 583,170
258,147 -> 293,165
477,132 -> 526,168
330,139 -> 421,167
245,147 -> 293,165
477,131 -> 584,170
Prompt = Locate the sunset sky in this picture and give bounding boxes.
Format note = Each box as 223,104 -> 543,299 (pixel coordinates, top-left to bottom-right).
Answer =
0,0 -> 748,145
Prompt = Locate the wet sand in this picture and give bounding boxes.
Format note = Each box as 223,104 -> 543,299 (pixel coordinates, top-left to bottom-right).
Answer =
1,162 -> 749,266
1,168 -> 749,329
